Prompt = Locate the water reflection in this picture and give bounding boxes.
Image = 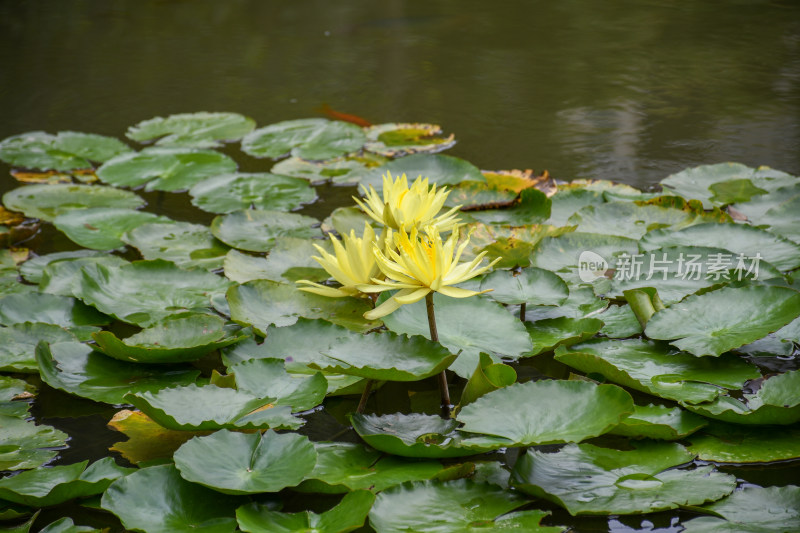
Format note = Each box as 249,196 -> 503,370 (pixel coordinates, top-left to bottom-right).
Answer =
1,0 -> 798,190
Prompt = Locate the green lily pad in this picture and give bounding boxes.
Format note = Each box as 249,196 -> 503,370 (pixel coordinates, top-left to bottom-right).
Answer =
53,208 -> 171,250
531,232 -> 638,274
228,358 -> 327,412
20,250 -> 117,284
687,421 -> 800,463
523,317 -> 605,356
0,458 -> 132,507
681,485 -> 800,532
732,183 -> 800,243
554,338 -> 760,404
2,184 -> 145,222
597,305 -> 642,338
644,285 -> 800,356
38,255 -> 129,297
368,480 -> 527,533
229,317 -> 454,382
0,375 -> 35,402
511,441 -> 736,515
321,206 -> 382,236
380,293 -> 533,378
242,118 -> 365,160
459,352 -> 517,409
92,313 -> 247,364
297,441 -> 448,493
236,490 -> 374,533
173,430 -> 316,495
684,369 -> 800,425
480,267 -> 568,306
609,404 -> 707,440
74,259 -> 232,327
347,153 -> 485,190
607,246 -> 782,304
0,131 -> 132,171
708,178 -> 768,205
210,210 -> 319,252
190,173 -> 317,214
456,380 -> 634,447
567,202 -> 697,239
467,189 -> 551,226
126,112 -> 256,148
101,464 -> 240,533
36,340 -> 200,404
0,323 -> 78,372
640,222 -> 800,271
125,383 -> 302,431
350,412 -> 503,459
364,123 -> 455,156
122,221 -> 229,271
37,517 -> 99,533
227,280 -> 377,334
271,156 -> 372,184
547,188 -> 605,226
0,292 -> 109,330
96,147 -> 237,192
223,322 -> 369,395
0,415 -> 68,471
660,163 -> 793,208
223,239 -> 330,284
523,285 -> 608,322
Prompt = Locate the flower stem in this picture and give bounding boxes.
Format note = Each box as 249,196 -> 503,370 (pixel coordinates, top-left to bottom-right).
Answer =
426,292 -> 451,418
356,379 -> 374,414
519,302 -> 526,322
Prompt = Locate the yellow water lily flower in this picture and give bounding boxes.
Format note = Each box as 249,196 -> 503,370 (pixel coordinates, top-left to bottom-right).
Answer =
359,224 -> 500,319
353,172 -> 461,233
296,222 -> 382,298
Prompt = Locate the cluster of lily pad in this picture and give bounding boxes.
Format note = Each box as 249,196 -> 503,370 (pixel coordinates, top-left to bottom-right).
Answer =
0,111 -> 798,532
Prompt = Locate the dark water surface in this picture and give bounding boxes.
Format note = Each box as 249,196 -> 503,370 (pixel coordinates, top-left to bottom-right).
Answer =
2,0 -> 799,190
2,2 -> 800,532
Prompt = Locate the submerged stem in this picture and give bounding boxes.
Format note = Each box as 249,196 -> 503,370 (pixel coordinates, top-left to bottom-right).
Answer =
426,292 -> 451,418
356,379 -> 374,414
520,302 -> 526,322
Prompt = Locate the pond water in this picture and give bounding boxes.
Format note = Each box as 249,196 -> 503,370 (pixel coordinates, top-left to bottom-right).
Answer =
2,0 -> 799,192
2,2 -> 800,532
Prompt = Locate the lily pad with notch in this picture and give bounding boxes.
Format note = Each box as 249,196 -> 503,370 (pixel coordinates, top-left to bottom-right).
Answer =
523,316 -> 606,356
2,184 -> 145,222
96,146 -> 237,192
211,210 -> 319,252
190,173 -> 317,214
456,380 -> 634,448
227,358 -> 327,412
511,441 -> 736,515
686,421 -> 800,463
125,383 -> 302,431
101,463 -> 241,533
173,429 -> 316,495
122,221 -> 230,271
480,267 -> 568,307
53,207 -> 171,251
609,403 -> 707,440
0,414 -> 68,471
680,485 -> 800,532
0,131 -> 132,171
345,153 -> 485,190
126,112 -> 256,148
364,123 -> 455,157
242,118 -> 365,160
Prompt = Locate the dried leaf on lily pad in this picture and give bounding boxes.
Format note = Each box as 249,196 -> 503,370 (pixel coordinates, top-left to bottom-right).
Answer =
364,123 -> 455,157
108,409 -> 205,465
511,441 -> 736,515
